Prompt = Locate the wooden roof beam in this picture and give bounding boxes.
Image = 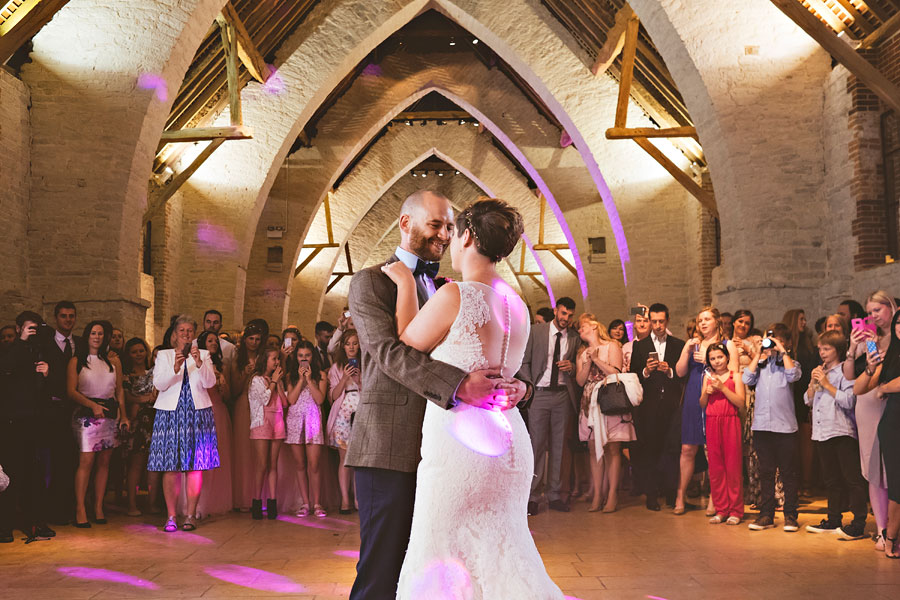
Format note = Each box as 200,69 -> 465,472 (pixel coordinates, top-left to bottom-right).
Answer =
220,1 -> 272,84
770,0 -> 900,114
591,2 -> 634,75
613,12 -> 640,128
0,0 -> 70,64
860,10 -> 900,49
633,137 -> 716,215
159,125 -> 253,144
804,0 -> 849,34
832,0 -> 876,34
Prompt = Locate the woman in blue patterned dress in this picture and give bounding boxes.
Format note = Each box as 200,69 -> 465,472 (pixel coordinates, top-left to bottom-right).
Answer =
148,315 -> 219,532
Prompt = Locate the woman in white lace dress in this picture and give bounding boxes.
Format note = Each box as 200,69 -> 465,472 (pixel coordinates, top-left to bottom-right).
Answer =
382,199 -> 563,600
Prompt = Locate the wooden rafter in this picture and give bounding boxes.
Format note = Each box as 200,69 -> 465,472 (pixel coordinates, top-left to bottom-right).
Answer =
771,0 -> 900,114
220,1 -> 272,84
805,0 -> 849,33
603,13 -> 714,212
860,10 -> 900,49
511,245 -> 547,294
325,244 -> 355,294
831,0 -> 876,34
294,192 -> 341,277
216,14 -> 242,126
159,125 -> 252,145
528,194 -> 581,278
0,0 -> 69,64
145,137 -> 226,221
591,3 -> 634,76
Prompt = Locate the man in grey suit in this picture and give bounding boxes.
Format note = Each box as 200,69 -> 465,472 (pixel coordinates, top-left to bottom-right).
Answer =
519,296 -> 580,514
346,190 -> 529,600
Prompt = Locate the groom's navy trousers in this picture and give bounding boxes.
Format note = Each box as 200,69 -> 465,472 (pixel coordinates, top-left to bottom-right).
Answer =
350,467 -> 417,600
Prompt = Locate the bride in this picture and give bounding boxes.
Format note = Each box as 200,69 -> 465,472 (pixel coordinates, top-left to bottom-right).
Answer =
381,198 -> 564,600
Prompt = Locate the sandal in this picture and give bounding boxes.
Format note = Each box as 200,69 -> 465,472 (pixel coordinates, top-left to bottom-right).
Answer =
726,516 -> 741,526
181,516 -> 196,531
314,504 -> 327,518
163,516 -> 178,533
709,514 -> 724,524
296,504 -> 309,518
884,530 -> 900,559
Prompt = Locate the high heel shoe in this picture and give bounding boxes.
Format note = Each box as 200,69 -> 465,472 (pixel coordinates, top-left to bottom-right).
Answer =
73,521 -> 91,529
266,498 -> 278,520
251,499 -> 263,520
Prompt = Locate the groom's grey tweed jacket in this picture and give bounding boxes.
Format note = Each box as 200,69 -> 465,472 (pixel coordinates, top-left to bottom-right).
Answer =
344,258 -> 467,472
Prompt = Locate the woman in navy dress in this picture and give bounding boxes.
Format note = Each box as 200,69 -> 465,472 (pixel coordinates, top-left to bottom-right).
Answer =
674,307 -> 738,515
148,315 -> 219,532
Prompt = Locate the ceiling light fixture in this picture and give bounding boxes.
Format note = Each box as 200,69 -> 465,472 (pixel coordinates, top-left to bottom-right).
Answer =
472,39 -> 479,45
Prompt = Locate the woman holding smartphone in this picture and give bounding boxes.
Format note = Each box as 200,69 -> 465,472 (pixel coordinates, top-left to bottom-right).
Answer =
285,339 -> 328,517
845,290 -> 897,550
326,329 -> 362,514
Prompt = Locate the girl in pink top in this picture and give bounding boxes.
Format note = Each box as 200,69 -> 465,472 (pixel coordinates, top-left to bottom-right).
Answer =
248,348 -> 286,520
700,342 -> 746,525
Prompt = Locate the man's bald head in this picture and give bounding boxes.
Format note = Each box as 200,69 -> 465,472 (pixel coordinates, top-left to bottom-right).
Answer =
398,189 -> 454,261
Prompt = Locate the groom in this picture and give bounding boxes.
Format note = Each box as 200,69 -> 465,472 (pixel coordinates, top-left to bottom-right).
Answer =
346,190 -> 530,599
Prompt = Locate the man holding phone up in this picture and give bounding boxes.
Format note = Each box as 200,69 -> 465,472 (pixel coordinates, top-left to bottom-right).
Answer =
629,303 -> 685,510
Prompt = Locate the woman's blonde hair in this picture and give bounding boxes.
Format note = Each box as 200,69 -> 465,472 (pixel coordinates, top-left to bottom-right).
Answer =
866,290 -> 898,337
697,306 -> 725,341
577,313 -> 613,344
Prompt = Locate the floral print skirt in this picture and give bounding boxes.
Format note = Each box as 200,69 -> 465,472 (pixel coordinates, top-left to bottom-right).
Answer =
73,414 -> 120,453
148,376 -> 219,472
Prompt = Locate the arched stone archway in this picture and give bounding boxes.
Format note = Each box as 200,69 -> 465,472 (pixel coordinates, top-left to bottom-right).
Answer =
21,0 -> 227,333
283,120 -> 574,331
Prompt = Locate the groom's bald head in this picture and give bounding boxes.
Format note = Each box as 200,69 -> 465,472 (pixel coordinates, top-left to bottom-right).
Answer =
399,190 -> 454,262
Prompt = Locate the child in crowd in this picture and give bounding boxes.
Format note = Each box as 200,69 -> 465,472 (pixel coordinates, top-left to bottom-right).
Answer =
742,323 -> 801,532
700,342 -> 745,525
804,331 -> 868,539
248,348 -> 286,520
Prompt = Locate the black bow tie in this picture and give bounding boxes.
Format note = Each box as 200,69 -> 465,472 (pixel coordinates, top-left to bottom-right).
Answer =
413,259 -> 439,279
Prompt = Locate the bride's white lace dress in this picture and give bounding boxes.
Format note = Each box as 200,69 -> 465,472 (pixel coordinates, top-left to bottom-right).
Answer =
396,281 -> 564,600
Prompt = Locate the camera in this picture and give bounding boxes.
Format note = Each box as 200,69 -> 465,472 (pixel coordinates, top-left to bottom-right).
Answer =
761,330 -> 775,350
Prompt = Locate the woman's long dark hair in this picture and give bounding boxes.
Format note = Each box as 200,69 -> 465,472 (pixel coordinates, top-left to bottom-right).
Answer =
288,339 -> 322,386
732,309 -> 755,337
121,337 -> 151,374
607,319 -> 627,343
236,322 -> 264,371
75,320 -> 113,373
882,310 -> 900,380
197,330 -> 224,371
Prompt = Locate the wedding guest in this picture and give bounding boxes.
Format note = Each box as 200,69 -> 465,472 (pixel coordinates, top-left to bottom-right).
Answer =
121,337 -> 158,516
622,305 -> 649,372
575,316 -> 629,512
844,291 -> 896,549
266,334 -> 282,351
742,324 -> 801,532
203,310 -> 236,368
0,311 -> 53,542
285,340 -> 328,517
607,319 -> 627,346
0,325 -> 15,348
629,303 -> 684,510
316,321 -> 336,369
327,329 -> 362,514
535,307 -> 555,324
804,331 -> 867,539
280,327 -> 302,365
675,307 -> 737,515
68,320 -> 128,527
825,313 -> 850,340
327,312 -> 351,356
230,322 -> 263,511
248,348 -> 286,520
194,331 -> 232,516
109,328 -> 125,358
148,315 -> 219,532
853,309 -> 900,558
720,312 -> 735,338
783,308 -> 818,495
520,296 -> 580,514
732,309 -> 763,506
838,299 -> 866,322
42,300 -> 79,525
700,342 -> 745,525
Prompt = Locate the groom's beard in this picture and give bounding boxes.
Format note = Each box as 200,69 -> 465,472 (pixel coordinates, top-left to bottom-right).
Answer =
409,227 -> 448,262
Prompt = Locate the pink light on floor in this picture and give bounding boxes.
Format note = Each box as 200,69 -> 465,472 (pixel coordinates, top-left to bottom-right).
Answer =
408,558 -> 473,600
564,596 -> 586,600
334,550 -> 360,559
646,596 -> 670,600
137,73 -> 168,102
122,523 -> 215,545
58,567 -> 159,590
203,564 -> 305,593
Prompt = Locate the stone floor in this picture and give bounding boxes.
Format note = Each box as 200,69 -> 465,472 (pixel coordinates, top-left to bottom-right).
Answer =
1,495 -> 899,600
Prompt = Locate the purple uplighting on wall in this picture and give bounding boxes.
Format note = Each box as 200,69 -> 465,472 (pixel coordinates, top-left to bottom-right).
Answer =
196,221 -> 238,253
203,564 -> 305,593
262,66 -> 285,95
362,63 -> 383,77
123,523 -> 215,545
137,73 -> 168,102
408,558 -> 473,600
58,567 -> 159,590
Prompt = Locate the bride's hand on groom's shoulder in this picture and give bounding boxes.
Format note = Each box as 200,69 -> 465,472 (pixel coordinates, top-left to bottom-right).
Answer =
381,261 -> 414,285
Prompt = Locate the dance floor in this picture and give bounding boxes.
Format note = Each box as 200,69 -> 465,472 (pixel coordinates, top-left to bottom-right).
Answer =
2,495 -> 899,599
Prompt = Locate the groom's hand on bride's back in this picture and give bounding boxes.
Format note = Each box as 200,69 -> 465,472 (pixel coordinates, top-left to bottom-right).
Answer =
456,369 -> 527,411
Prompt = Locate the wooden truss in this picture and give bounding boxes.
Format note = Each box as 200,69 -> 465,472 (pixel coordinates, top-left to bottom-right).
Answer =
770,0 -> 900,114
326,244 -> 354,294
146,2 -> 267,219
0,0 -> 69,64
294,192 -> 341,277
603,11 -> 716,215
511,194 -> 580,296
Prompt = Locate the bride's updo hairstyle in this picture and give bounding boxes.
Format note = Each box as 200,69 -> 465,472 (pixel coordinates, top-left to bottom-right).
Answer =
455,198 -> 524,263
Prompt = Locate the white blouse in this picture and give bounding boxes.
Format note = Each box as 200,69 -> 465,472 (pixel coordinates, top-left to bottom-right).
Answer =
77,355 -> 116,399
248,376 -> 272,429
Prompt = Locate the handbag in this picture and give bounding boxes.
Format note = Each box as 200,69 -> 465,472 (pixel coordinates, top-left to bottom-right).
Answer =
75,397 -> 118,421
595,373 -> 633,415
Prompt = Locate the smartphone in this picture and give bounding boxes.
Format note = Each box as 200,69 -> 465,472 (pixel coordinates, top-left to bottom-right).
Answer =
867,340 -> 879,355
344,311 -> 351,318
299,359 -> 310,370
648,351 -> 659,362
630,306 -> 647,317
182,342 -> 192,358
348,358 -> 359,369
283,337 -> 292,349
851,318 -> 865,331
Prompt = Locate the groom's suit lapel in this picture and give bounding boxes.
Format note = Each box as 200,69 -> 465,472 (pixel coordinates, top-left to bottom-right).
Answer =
389,253 -> 430,308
